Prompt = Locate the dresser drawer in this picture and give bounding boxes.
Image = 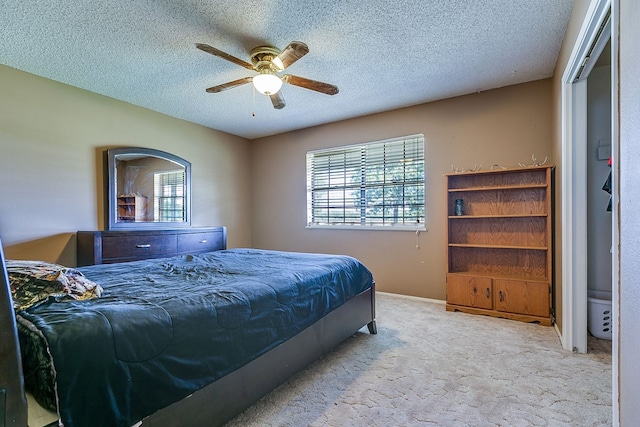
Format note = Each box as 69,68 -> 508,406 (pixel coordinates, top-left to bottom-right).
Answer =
178,231 -> 225,254
77,227 -> 227,266
102,234 -> 177,262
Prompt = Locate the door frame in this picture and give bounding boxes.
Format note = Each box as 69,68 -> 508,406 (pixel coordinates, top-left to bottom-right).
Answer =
560,0 -> 612,354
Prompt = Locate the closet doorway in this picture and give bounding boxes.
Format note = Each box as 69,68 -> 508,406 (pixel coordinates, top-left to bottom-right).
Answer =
585,38 -> 612,349
560,0 -> 613,355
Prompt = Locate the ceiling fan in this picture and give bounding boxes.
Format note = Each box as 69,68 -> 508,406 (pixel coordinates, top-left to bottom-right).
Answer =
196,41 -> 338,110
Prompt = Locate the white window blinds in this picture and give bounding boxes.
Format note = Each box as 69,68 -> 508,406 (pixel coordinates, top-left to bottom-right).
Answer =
306,134 -> 425,228
153,170 -> 185,222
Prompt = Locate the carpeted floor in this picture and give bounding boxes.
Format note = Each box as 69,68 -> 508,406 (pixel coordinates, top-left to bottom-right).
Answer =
226,292 -> 612,427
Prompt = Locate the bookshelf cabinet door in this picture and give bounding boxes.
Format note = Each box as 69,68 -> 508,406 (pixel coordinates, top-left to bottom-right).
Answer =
494,279 -> 549,317
446,275 -> 492,310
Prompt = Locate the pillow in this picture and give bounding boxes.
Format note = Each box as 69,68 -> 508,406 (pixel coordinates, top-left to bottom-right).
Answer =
6,260 -> 103,311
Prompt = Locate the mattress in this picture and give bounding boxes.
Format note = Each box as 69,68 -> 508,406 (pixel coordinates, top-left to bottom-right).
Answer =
17,249 -> 374,427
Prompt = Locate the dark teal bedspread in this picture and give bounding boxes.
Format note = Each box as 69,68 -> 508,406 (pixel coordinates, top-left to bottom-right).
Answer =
17,249 -> 374,427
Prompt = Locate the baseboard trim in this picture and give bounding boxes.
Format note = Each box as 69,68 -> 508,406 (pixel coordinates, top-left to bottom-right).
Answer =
377,291 -> 445,305
554,323 -> 565,349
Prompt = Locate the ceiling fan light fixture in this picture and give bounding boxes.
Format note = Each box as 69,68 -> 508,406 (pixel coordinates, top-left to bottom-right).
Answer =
252,73 -> 282,95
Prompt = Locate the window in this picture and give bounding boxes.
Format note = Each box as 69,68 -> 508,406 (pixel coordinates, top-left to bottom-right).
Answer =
154,170 -> 185,222
306,134 -> 425,229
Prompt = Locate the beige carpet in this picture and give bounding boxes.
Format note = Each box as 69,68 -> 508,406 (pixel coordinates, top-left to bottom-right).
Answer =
226,292 -> 612,427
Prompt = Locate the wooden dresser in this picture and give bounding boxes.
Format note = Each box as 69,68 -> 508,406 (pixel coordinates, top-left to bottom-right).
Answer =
77,227 -> 227,266
445,166 -> 553,326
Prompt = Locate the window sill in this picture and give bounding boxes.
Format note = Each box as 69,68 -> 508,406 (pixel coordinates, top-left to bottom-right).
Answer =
306,224 -> 427,231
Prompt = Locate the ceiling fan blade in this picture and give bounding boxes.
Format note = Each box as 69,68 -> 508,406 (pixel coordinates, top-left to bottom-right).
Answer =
269,91 -> 286,109
196,43 -> 254,70
205,77 -> 253,93
274,41 -> 309,71
282,74 -> 339,95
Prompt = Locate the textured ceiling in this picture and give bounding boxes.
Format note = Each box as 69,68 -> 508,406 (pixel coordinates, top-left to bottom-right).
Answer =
1,0 -> 574,139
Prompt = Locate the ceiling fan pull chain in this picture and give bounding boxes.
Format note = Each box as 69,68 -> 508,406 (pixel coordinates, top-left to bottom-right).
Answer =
252,84 -> 256,117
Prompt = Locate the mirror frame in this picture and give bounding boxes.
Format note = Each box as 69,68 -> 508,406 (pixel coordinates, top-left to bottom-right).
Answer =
106,147 -> 191,230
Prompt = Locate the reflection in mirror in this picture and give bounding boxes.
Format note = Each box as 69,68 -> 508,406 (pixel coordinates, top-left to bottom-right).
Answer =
106,147 -> 191,230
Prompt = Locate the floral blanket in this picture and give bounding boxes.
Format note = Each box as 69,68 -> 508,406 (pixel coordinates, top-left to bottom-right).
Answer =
7,260 -> 102,311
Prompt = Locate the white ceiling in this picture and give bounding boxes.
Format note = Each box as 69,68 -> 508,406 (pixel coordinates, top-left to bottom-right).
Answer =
1,0 -> 574,139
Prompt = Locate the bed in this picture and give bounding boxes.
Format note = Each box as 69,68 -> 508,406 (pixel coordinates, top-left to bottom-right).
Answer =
0,232 -> 376,427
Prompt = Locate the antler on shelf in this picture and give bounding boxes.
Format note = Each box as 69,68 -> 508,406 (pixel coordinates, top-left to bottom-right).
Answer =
518,154 -> 548,168
452,163 -> 482,173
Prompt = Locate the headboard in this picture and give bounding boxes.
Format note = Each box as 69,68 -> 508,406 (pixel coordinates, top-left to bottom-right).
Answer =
0,239 -> 28,427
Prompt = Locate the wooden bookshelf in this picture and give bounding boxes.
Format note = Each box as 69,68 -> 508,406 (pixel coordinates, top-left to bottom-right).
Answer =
445,166 -> 554,325
117,195 -> 147,222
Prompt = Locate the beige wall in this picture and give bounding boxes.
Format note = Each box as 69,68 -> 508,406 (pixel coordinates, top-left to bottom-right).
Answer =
0,65 -> 252,265
251,79 -> 553,299
0,63 -> 554,302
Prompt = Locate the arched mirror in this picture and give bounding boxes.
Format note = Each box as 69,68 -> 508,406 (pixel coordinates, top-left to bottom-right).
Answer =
106,147 -> 191,230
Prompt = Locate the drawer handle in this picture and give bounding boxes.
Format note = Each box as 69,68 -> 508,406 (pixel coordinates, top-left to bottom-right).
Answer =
199,239 -> 207,244
499,290 -> 504,302
485,288 -> 490,298
136,244 -> 151,249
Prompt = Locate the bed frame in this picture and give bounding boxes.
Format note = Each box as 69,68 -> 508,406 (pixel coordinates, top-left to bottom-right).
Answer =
0,237 -> 376,427
0,241 -> 28,427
